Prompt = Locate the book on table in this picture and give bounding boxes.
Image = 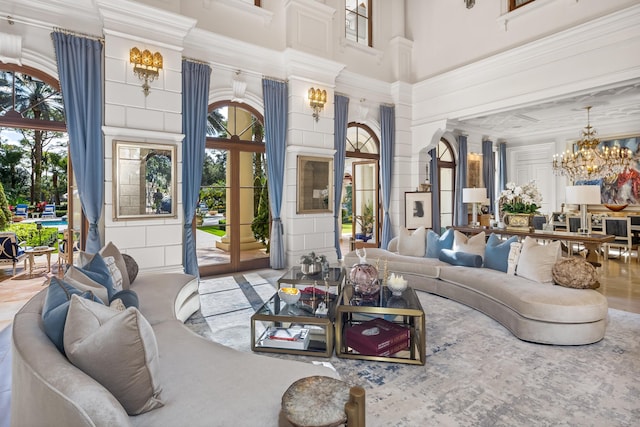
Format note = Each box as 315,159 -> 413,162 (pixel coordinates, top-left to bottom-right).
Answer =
345,318 -> 410,357
258,326 -> 310,350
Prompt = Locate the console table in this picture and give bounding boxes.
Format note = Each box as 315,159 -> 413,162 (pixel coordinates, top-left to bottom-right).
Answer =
452,226 -> 615,266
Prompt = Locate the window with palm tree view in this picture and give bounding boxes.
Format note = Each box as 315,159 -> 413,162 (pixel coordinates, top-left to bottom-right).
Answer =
0,65 -> 82,259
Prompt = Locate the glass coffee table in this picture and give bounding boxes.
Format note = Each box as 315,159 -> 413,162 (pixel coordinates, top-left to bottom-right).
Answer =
335,284 -> 426,365
278,266 -> 345,295
251,290 -> 336,357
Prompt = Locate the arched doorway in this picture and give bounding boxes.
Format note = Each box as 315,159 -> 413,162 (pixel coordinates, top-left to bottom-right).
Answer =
196,101 -> 269,275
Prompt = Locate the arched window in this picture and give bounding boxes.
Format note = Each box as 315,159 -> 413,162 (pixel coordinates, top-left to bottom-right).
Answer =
342,123 -> 380,251
437,139 -> 456,230
198,101 -> 269,275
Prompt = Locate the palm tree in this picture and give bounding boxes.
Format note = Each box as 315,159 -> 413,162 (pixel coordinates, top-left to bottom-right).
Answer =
9,71 -> 65,203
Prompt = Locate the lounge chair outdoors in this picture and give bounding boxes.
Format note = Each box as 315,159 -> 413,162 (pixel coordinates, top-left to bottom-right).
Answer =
41,204 -> 56,218
14,204 -> 29,219
0,231 -> 28,276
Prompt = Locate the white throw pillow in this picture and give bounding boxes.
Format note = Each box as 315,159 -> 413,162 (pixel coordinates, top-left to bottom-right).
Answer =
397,227 -> 426,257
64,295 -> 164,415
516,237 -> 562,283
452,230 -> 486,260
506,242 -> 522,276
103,256 -> 123,292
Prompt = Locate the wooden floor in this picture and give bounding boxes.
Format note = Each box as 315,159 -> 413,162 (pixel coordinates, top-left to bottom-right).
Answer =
1,252 -> 639,332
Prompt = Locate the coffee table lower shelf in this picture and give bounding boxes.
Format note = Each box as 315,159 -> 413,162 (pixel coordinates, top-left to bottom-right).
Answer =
334,285 -> 426,365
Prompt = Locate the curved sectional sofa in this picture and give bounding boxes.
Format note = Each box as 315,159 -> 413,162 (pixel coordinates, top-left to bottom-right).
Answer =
11,271 -> 336,427
344,238 -> 608,346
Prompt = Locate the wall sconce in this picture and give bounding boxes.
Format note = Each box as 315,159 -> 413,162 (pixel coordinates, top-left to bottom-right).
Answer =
308,87 -> 327,122
130,47 -> 163,96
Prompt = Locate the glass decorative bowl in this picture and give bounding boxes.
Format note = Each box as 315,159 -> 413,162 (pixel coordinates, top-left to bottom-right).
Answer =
349,262 -> 380,301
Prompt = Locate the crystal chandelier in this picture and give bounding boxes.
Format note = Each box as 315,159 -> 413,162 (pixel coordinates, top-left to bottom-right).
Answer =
552,106 -> 632,181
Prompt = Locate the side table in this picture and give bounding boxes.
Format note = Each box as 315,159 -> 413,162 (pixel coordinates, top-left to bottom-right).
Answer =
281,376 -> 365,427
25,246 -> 54,276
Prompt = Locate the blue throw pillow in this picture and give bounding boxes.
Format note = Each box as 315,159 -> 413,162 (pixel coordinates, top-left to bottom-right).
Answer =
438,248 -> 483,268
42,277 -> 104,353
110,289 -> 139,309
77,253 -> 116,300
425,229 -> 454,258
484,234 -> 518,273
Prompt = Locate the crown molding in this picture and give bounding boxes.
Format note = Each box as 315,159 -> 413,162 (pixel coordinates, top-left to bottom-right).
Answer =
96,0 -> 196,47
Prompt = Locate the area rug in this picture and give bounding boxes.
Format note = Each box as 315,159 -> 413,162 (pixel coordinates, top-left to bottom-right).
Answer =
185,270 -> 640,427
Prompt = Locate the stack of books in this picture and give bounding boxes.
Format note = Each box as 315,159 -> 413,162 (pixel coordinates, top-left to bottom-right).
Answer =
345,318 -> 410,357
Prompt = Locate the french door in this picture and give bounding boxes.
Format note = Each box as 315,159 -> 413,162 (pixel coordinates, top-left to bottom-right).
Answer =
196,102 -> 269,276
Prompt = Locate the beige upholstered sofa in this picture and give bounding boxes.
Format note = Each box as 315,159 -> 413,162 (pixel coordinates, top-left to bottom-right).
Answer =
11,271 -> 336,427
344,237 -> 608,346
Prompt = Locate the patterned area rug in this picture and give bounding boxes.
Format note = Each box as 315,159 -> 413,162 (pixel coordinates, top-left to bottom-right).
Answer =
185,270 -> 640,427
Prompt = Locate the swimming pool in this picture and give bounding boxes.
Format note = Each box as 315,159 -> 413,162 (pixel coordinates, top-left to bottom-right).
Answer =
21,218 -> 69,229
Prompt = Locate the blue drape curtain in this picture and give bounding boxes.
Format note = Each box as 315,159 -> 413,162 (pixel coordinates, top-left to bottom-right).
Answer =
429,148 -> 441,234
262,79 -> 288,269
482,140 -> 496,216
455,135 -> 468,225
182,60 -> 211,277
333,95 -> 349,259
52,32 -> 103,253
498,142 -> 507,193
380,105 -> 394,250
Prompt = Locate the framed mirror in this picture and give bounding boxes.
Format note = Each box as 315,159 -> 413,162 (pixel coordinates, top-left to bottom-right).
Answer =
297,155 -> 333,214
113,140 -> 177,220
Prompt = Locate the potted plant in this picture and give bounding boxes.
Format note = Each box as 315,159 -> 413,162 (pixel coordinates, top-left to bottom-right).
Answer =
499,181 -> 542,231
299,251 -> 327,276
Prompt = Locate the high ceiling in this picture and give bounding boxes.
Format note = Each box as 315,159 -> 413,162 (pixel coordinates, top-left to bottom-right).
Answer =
453,79 -> 640,146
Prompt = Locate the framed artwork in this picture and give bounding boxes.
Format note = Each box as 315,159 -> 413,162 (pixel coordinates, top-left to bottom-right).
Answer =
574,136 -> 640,204
297,155 -> 333,214
113,140 -> 176,220
405,192 -> 432,230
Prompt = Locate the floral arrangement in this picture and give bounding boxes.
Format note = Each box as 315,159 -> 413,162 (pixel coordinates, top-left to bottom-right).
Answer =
299,251 -> 327,266
499,181 -> 542,214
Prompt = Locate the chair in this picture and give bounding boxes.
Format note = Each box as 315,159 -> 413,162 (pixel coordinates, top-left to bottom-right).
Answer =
14,204 -> 29,219
57,228 -> 79,270
603,217 -> 640,263
532,215 -> 547,230
565,214 -> 591,255
0,231 -> 28,276
41,203 -> 56,218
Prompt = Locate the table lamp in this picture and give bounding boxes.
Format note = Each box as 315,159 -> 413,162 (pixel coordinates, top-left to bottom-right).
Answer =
463,187 -> 487,226
565,185 -> 601,234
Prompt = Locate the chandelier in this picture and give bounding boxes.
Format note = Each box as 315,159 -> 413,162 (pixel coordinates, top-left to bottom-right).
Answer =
552,106 -> 632,181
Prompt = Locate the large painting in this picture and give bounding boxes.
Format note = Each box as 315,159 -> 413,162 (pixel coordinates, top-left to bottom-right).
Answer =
575,136 -> 640,205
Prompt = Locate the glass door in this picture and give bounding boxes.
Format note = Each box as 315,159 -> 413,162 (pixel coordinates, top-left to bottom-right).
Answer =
351,160 -> 379,249
196,102 -> 269,276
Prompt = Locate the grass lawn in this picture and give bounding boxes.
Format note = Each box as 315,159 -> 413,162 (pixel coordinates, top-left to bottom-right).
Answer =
198,226 -> 226,237
342,223 -> 352,234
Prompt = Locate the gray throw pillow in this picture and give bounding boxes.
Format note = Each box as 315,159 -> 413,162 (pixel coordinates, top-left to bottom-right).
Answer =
64,296 -> 164,415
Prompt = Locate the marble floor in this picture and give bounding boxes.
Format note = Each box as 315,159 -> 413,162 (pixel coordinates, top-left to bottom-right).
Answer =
1,251 -> 639,334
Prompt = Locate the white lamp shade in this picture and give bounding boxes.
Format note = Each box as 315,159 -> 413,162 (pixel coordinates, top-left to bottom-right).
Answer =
462,188 -> 487,203
566,185 -> 601,205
